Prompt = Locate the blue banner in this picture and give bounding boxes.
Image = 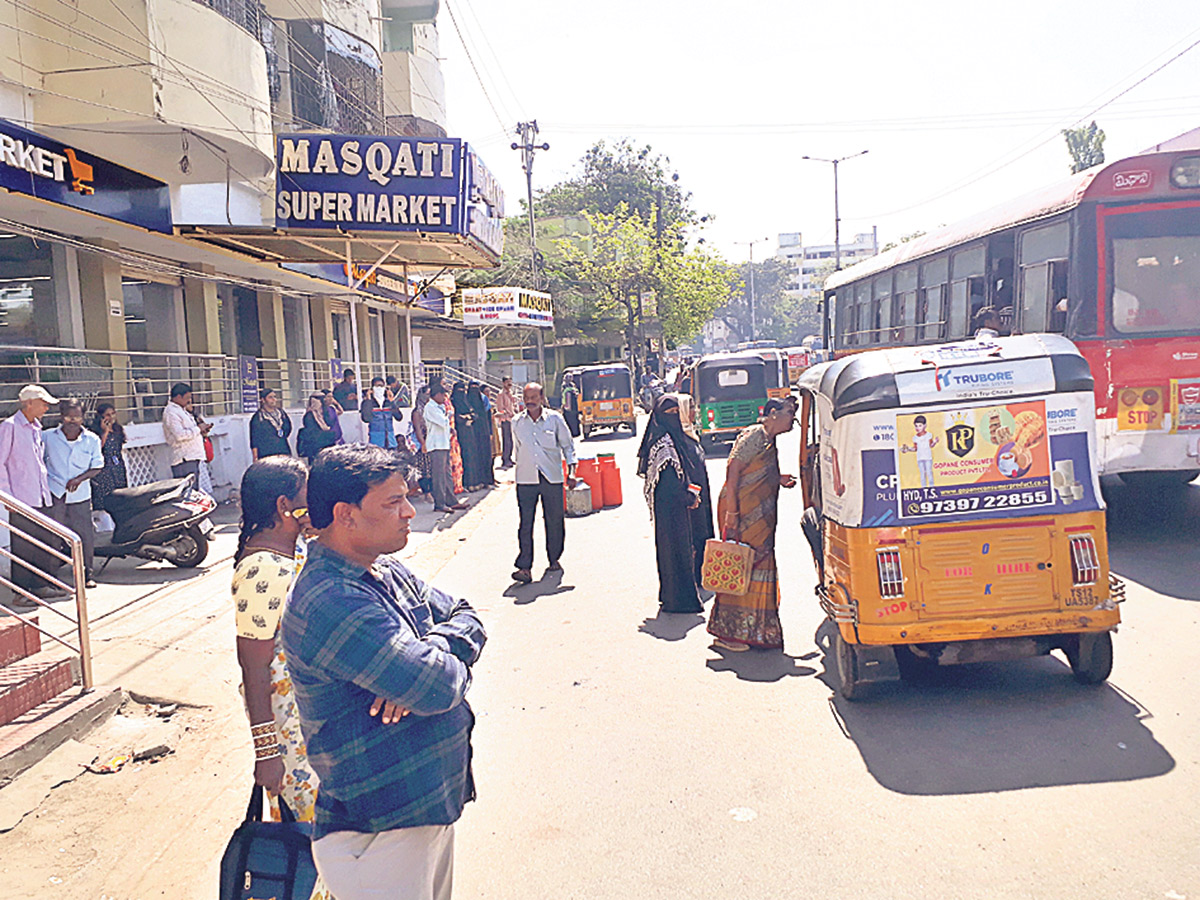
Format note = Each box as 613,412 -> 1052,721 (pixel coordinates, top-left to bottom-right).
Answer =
0,118 -> 172,233
274,134 -> 503,259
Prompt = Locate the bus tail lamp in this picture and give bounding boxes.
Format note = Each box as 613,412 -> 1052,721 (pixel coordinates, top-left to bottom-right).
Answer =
876,548 -> 904,598
1069,535 -> 1100,586
758,405 -> 765,416
1170,156 -> 1200,189
706,408 -> 715,424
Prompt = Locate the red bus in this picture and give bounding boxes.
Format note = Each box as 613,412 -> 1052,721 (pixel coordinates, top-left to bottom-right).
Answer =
823,143 -> 1200,484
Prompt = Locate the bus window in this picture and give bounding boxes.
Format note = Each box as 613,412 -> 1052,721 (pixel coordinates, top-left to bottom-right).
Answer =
952,246 -> 986,338
896,266 -> 918,343
874,274 -> 891,344
1019,221 -> 1070,335
918,284 -> 944,341
1020,262 -> 1050,332
855,282 -> 870,345
948,280 -> 970,338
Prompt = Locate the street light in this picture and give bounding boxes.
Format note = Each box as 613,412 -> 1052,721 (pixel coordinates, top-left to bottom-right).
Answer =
801,150 -> 868,271
733,236 -> 771,342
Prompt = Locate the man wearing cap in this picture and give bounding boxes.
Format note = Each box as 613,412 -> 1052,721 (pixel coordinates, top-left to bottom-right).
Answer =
0,385 -> 67,602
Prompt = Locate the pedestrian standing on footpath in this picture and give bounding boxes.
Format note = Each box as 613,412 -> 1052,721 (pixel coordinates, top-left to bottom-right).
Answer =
707,397 -> 798,652
637,396 -> 704,613
0,385 -> 66,603
320,391 -> 345,446
467,383 -> 496,489
250,388 -> 293,460
332,369 -> 358,409
162,383 -> 211,479
561,373 -> 581,438
282,444 -> 487,900
298,394 -> 338,464
89,402 -> 127,514
676,394 -> 715,590
360,377 -> 402,450
496,377 -> 517,467
424,384 -> 468,513
411,386 -> 434,501
231,457 -> 335,900
43,398 -> 103,589
511,382 -> 577,585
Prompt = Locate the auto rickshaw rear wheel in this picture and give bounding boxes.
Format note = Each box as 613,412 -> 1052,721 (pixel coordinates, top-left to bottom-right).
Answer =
833,629 -> 862,700
1066,631 -> 1113,685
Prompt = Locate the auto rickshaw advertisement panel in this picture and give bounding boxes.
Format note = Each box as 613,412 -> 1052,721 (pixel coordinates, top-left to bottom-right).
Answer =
894,401 -> 1052,519
820,391 -> 1102,528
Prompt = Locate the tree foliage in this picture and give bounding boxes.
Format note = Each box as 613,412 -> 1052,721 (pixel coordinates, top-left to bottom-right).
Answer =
1062,121 -> 1106,174
536,139 -> 699,230
713,257 -> 821,346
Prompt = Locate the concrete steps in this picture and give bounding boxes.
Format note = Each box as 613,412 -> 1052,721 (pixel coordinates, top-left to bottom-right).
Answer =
0,614 -> 122,783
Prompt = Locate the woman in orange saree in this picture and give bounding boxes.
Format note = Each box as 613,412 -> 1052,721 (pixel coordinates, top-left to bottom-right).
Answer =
707,397 -> 798,651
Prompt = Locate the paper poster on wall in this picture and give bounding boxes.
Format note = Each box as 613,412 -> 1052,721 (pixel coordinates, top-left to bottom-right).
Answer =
1171,378 -> 1200,432
895,401 -> 1053,519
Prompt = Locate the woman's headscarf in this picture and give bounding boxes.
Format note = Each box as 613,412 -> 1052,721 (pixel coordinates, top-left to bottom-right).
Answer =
451,382 -> 470,415
677,393 -> 700,441
467,382 -> 489,417
637,395 -> 706,516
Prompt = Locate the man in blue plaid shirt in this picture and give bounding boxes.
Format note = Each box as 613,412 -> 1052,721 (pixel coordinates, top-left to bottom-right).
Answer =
282,444 -> 486,900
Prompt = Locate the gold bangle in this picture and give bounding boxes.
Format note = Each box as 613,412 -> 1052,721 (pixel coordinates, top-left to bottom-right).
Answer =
255,745 -> 281,761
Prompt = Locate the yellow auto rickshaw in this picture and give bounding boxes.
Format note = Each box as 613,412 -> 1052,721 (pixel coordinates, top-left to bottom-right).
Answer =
797,334 -> 1123,699
577,363 -> 637,439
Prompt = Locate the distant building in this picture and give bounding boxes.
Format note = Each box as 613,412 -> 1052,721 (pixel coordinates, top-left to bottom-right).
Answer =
776,229 -> 879,298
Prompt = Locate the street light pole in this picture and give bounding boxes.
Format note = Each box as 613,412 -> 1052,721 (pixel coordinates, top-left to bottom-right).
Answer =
801,150 -> 868,271
512,121 -> 550,381
734,237 -> 771,343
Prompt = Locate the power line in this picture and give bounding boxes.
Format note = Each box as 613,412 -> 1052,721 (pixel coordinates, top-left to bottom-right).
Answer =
851,29 -> 1200,222
456,0 -> 526,120
442,0 -> 508,133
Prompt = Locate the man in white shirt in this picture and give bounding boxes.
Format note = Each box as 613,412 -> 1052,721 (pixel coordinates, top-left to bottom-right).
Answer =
423,384 -> 468,513
161,382 -> 211,479
43,397 -> 104,587
511,382 -> 577,584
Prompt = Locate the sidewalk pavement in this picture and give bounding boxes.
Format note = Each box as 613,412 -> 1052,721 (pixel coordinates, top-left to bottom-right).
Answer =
0,470 -> 513,900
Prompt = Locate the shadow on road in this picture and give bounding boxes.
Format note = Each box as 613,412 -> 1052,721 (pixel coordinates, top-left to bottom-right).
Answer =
706,646 -> 817,683
503,570 -> 575,605
638,611 -> 705,641
812,621 -> 1175,795
1104,477 -> 1200,600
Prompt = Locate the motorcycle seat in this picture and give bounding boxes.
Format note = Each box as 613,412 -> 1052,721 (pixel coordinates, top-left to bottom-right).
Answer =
105,477 -> 190,518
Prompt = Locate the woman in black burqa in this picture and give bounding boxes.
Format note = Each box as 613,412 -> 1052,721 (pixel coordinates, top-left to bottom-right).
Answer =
466,383 -> 496,488
637,395 -> 708,613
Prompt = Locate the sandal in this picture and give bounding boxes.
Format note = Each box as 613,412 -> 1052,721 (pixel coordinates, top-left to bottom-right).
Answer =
712,638 -> 749,652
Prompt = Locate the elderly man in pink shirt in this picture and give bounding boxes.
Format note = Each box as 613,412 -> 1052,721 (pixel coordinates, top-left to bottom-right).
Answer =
0,385 -> 67,605
495,376 -> 518,468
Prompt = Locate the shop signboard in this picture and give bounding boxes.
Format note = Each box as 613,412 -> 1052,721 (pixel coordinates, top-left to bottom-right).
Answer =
461,287 -> 553,328
281,261 -> 453,317
275,135 -> 503,258
0,117 -> 172,233
239,355 -> 259,414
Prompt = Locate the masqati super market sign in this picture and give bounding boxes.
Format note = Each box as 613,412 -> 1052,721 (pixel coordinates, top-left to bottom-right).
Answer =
274,134 -> 503,256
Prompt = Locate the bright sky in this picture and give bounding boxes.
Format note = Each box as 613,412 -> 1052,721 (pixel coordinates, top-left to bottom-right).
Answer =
440,0 -> 1200,263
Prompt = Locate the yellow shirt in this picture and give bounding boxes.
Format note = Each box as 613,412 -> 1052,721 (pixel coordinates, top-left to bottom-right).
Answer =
233,549 -> 295,640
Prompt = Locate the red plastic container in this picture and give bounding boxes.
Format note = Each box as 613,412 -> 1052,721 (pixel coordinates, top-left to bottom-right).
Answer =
597,454 -> 622,507
577,458 -> 604,510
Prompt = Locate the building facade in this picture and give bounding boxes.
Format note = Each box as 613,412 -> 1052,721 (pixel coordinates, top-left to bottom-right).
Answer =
776,229 -> 879,297
0,0 -> 487,502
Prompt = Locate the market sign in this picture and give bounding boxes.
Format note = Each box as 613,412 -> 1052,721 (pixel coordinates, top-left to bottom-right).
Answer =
274,134 -> 503,258
0,118 -> 172,233
462,287 -> 553,328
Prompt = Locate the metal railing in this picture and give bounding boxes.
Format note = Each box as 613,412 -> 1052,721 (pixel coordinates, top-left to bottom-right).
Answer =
0,490 -> 93,689
0,344 -> 236,425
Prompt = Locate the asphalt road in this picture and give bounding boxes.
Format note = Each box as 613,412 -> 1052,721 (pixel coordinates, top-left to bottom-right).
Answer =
441,423 -> 1200,900
2,420 -> 1197,899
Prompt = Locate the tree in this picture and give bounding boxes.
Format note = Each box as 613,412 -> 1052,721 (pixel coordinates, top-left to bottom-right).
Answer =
1062,121 -> 1106,174
880,230 -> 927,253
536,139 -> 700,231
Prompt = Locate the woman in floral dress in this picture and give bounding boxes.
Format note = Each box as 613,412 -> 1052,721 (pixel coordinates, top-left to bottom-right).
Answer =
232,457 -> 332,900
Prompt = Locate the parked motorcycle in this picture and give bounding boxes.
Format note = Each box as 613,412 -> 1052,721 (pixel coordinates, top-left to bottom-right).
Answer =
95,476 -> 217,569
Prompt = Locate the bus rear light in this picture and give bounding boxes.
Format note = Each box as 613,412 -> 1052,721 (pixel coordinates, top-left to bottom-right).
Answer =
1069,535 -> 1100,585
1170,156 -> 1200,189
758,405 -> 765,416
876,548 -> 904,598
706,408 -> 715,424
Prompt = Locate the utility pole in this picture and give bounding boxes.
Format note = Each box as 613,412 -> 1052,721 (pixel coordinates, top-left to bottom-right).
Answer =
734,237 -> 770,343
512,121 -> 550,382
801,150 -> 868,270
